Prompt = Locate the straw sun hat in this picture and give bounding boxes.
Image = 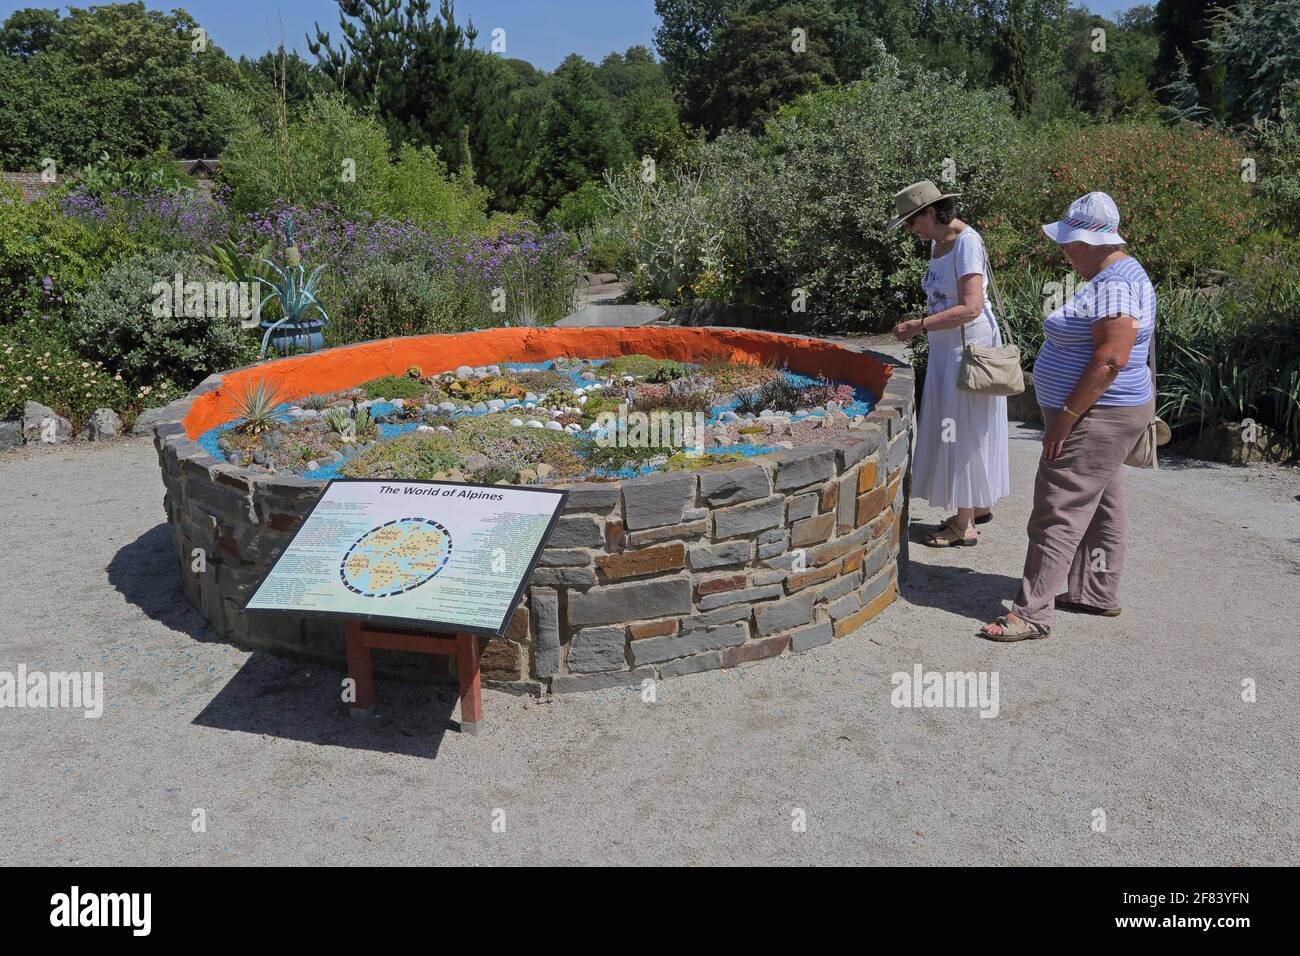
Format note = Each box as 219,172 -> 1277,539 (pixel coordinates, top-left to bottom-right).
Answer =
885,180 -> 962,231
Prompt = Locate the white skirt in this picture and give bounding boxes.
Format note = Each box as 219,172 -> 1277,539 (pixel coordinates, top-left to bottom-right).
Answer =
910,328 -> 1011,511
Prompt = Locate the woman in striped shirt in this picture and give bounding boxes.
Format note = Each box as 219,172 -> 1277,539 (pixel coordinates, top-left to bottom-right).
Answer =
981,192 -> 1157,641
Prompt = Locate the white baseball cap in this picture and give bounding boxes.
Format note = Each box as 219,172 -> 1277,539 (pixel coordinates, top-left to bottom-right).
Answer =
1042,192 -> 1126,246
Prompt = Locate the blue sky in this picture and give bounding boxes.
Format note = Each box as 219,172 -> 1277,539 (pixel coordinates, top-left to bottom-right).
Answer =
1,1 -> 1145,71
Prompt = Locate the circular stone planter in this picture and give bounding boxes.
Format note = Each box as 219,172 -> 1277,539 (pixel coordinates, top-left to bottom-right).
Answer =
152,326 -> 915,694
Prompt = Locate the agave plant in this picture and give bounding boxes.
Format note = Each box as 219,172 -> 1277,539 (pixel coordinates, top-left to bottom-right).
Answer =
229,379 -> 284,435
323,406 -> 377,444
252,258 -> 331,358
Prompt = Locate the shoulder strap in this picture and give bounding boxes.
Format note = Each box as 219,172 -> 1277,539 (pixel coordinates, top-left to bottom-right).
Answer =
957,234 -> 1015,348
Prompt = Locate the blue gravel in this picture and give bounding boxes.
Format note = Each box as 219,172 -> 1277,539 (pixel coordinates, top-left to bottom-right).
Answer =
198,359 -> 877,481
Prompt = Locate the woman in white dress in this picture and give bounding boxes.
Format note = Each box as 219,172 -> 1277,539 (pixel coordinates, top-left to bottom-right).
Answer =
887,180 -> 1010,547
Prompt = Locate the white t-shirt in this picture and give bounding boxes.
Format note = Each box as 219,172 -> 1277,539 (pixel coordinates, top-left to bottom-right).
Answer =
920,226 -> 1000,348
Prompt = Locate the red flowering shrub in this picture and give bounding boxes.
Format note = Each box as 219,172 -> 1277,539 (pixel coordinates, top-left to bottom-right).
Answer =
984,123 -> 1259,283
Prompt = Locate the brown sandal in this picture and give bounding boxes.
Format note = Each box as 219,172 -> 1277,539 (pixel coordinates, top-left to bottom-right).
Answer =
921,526 -> 977,548
940,513 -> 993,530
1054,597 -> 1121,617
979,615 -> 1050,642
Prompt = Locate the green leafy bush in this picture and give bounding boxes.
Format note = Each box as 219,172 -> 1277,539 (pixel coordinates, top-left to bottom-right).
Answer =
327,259 -> 481,345
986,122 -> 1257,282
72,251 -> 258,392
599,57 -> 1020,329
358,374 -> 427,400
0,319 -> 132,425
0,185 -> 147,324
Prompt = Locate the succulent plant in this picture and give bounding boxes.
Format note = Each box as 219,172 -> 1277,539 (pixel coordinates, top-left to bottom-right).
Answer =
228,379 -> 285,435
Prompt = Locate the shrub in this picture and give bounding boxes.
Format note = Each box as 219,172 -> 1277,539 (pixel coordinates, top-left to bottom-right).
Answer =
72,251 -> 258,392
340,432 -> 464,480
328,259 -> 482,344
600,57 -> 1020,329
0,319 -> 132,425
548,181 -> 610,234
358,374 -> 427,400
0,185 -> 147,324
986,122 -> 1257,282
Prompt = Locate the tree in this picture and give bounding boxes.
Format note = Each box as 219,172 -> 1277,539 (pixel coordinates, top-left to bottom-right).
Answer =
0,3 -> 245,170
1205,0 -> 1300,121
531,55 -> 633,214
309,0 -> 529,208
1151,0 -> 1221,112
654,0 -> 737,127
702,3 -> 840,132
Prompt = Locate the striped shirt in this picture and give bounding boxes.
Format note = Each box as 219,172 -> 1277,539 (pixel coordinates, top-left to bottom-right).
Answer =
1033,255 -> 1156,409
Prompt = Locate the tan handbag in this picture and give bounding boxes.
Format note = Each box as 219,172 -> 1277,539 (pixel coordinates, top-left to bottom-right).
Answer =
956,247 -> 1025,396
1124,331 -> 1171,469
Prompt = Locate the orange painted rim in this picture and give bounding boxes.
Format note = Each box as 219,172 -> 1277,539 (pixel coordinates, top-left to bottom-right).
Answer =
184,326 -> 894,439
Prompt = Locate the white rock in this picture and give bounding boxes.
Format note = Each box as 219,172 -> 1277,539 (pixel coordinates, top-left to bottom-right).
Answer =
510,418 -> 524,427
390,398 -> 405,409
544,420 -> 563,431
417,424 -> 435,432
526,420 -> 544,429
578,395 -> 588,404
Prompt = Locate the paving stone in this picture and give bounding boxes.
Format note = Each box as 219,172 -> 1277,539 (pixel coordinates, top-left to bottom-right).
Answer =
754,591 -> 815,636
788,620 -> 834,652
529,566 -> 595,589
678,604 -> 753,634
567,625 -> 628,673
773,446 -> 836,490
629,621 -> 749,665
621,471 -> 696,529
626,518 -> 709,546
688,540 -> 751,570
548,514 -> 604,548
713,496 -> 784,539
861,539 -> 890,582
787,493 -> 818,521
538,548 -> 594,567
550,666 -> 655,694
560,482 -> 621,513
531,588 -> 560,677
698,463 -> 772,506
856,486 -> 888,527
828,590 -> 865,622
567,576 -> 693,626
790,512 -> 836,548
722,633 -> 791,668
696,572 -> 747,596
595,541 -> 686,580
628,618 -> 678,640
697,583 -> 783,611
659,651 -> 724,678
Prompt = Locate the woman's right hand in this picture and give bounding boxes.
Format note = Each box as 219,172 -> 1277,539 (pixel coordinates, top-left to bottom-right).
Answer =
892,318 -> 923,341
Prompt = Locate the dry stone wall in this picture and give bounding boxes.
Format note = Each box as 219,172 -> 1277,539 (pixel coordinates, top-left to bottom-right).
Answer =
153,336 -> 914,695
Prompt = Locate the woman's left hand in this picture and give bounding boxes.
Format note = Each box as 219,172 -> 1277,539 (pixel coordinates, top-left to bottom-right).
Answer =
1043,414 -> 1076,460
892,319 -> 923,341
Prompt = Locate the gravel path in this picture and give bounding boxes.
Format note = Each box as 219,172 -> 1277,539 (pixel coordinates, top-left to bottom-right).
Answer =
1,428 -> 1296,865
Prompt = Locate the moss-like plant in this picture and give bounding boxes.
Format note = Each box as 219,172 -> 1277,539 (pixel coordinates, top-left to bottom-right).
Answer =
339,432 -> 464,479
664,450 -> 747,470
359,375 -> 427,400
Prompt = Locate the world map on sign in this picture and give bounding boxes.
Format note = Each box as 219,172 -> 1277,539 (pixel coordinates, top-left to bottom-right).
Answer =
339,517 -> 453,598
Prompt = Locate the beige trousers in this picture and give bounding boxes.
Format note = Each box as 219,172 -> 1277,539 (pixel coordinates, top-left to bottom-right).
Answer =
1012,400 -> 1154,625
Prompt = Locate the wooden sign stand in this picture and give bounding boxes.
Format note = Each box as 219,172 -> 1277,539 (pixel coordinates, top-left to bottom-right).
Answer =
344,620 -> 483,735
